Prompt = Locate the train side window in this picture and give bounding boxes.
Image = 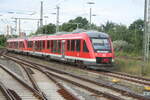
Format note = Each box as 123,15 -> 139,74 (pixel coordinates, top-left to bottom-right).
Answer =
39,41 -> 41,50
34,41 -> 37,50
14,42 -> 16,48
16,42 -> 18,48
36,41 -> 39,50
19,42 -> 21,48
20,42 -> 22,48
67,40 -> 70,51
28,41 -> 33,48
43,41 -> 45,49
83,40 -> 89,52
42,40 -> 45,49
47,40 -> 50,49
23,42 -> 24,48
71,40 -> 75,51
19,42 -> 24,48
39,41 -> 42,50
51,40 -> 53,52
52,40 -> 57,53
58,40 -> 61,53
76,40 -> 81,52
28,41 -> 29,48
22,42 -> 24,48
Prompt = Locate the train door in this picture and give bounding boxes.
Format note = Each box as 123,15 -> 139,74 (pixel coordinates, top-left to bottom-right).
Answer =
61,40 -> 65,58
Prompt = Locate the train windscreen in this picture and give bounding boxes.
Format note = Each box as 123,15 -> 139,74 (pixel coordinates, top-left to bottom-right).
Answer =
91,38 -> 111,53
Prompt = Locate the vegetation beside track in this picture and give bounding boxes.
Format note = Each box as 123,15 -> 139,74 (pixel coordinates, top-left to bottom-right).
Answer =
114,54 -> 150,78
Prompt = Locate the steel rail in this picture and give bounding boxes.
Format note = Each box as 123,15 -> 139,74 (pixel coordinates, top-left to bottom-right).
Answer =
6,52 -> 150,86
19,60 -> 82,100
0,81 -> 17,100
0,64 -> 46,100
20,64 -> 48,100
98,71 -> 150,86
19,60 -> 124,100
4,55 -> 148,100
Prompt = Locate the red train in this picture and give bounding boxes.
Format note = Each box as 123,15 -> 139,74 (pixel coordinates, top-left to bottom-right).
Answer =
7,31 -> 115,69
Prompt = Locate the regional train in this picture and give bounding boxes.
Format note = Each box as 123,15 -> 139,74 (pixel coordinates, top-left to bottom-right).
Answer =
7,31 -> 115,69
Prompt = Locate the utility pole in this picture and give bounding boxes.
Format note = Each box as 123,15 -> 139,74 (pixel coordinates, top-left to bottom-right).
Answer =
14,18 -> 17,32
144,0 -> 150,62
6,25 -> 9,36
10,26 -> 13,35
40,1 -> 43,27
87,2 -> 95,30
56,6 -> 60,33
37,20 -> 40,29
90,8 -> 92,29
18,19 -> 21,36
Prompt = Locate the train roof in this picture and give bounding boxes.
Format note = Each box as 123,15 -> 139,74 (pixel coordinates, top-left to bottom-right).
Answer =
7,37 -> 27,42
7,30 -> 110,42
86,31 -> 109,38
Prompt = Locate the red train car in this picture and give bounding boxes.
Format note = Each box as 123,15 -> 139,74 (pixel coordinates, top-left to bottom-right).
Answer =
7,31 -> 115,69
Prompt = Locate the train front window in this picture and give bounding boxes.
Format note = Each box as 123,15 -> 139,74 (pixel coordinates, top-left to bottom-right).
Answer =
91,38 -> 111,52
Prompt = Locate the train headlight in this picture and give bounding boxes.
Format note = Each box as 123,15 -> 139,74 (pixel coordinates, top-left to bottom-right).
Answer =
112,59 -> 115,62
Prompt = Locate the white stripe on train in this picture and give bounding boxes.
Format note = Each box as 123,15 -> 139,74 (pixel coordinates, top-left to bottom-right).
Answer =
8,48 -> 96,62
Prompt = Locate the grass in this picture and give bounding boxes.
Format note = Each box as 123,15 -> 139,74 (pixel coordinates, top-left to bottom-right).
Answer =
114,51 -> 150,78
0,45 -> 5,48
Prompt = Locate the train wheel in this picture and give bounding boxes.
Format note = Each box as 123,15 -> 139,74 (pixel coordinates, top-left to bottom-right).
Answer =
76,60 -> 86,68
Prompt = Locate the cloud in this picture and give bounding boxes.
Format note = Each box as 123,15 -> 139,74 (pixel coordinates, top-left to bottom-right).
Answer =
0,0 -> 145,35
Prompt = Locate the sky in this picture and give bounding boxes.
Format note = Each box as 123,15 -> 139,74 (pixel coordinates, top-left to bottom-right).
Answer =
0,0 -> 145,35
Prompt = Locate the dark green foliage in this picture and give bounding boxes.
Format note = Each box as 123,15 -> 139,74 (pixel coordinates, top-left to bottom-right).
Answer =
128,19 -> 144,52
35,23 -> 56,34
101,21 -> 128,41
0,35 -> 6,47
60,16 -> 89,32
101,19 -> 144,54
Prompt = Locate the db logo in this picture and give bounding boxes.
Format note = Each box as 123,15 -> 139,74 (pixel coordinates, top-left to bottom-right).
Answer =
102,54 -> 106,57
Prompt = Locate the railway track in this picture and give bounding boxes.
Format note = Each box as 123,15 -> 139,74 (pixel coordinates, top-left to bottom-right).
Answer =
7,52 -> 150,87
11,56 -> 124,100
21,64 -> 80,100
0,50 -> 85,100
0,81 -> 17,100
0,64 -> 46,100
97,71 -> 150,86
3,54 -> 150,100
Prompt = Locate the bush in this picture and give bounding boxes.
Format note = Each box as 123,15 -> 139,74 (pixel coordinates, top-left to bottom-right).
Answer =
113,40 -> 134,52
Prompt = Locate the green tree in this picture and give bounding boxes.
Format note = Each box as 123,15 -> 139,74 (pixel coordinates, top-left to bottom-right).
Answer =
36,23 -> 56,34
60,16 -> 89,32
101,21 -> 128,41
0,35 -> 6,47
128,19 -> 144,53
101,21 -> 116,33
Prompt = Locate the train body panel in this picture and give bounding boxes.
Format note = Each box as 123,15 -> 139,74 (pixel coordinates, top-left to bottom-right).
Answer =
6,31 -> 115,68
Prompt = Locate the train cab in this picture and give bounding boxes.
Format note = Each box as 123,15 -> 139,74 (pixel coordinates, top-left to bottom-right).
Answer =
84,31 -> 114,68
